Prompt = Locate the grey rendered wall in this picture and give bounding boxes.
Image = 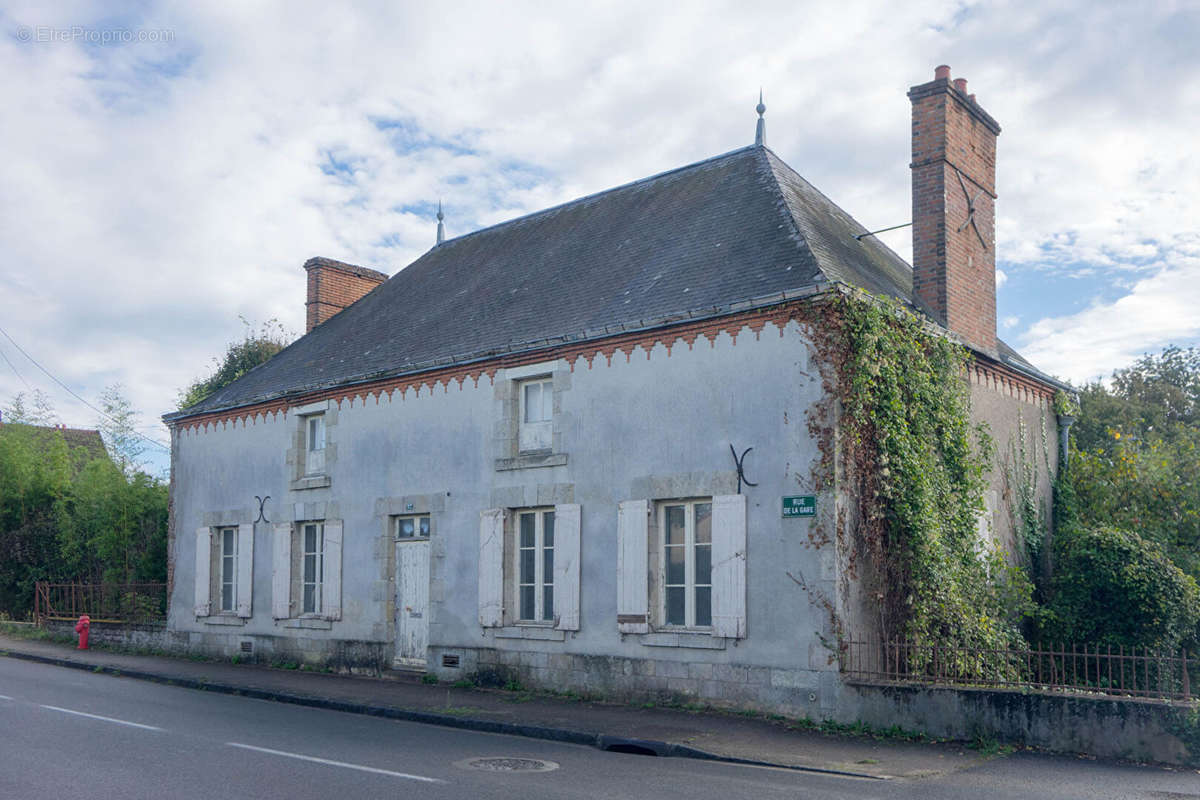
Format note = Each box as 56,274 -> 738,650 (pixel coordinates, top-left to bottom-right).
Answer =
969,373 -> 1058,566
837,682 -> 1198,766
169,318 -> 839,703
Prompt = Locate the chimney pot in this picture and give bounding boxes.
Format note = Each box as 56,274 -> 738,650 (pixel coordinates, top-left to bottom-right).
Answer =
953,77 -> 968,93
968,93 -> 977,103
934,64 -> 951,80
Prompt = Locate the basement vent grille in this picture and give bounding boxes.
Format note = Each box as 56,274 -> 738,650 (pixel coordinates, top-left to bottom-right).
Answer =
240,641 -> 253,653
441,654 -> 460,668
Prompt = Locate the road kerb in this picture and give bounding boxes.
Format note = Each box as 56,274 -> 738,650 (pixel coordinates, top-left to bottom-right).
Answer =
0,647 -> 886,780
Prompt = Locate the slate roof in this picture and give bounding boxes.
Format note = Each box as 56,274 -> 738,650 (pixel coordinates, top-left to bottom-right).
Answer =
172,144 -> 1058,418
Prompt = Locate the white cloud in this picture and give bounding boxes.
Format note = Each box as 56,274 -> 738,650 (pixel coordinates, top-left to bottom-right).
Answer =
1002,316 -> 1019,329
995,269 -> 1008,288
0,0 -> 1196,474
1018,256 -> 1200,384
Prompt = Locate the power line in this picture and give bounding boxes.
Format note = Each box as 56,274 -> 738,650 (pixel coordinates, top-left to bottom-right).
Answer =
0,324 -> 170,452
0,338 -> 33,392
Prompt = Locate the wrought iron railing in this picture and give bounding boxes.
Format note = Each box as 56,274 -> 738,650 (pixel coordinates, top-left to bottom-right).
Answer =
841,636 -> 1194,703
34,582 -> 167,625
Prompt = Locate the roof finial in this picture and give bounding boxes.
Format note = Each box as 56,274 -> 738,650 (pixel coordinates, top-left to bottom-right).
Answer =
755,89 -> 766,147
436,199 -> 445,245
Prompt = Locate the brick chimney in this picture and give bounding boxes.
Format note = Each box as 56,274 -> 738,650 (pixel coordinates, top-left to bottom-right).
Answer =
909,65 -> 1002,354
303,257 -> 388,333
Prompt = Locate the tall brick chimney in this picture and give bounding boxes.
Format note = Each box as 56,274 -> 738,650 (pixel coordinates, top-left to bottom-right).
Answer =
909,65 -> 1001,355
304,257 -> 388,333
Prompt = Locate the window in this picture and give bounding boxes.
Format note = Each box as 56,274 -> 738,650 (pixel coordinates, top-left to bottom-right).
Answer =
305,414 -> 326,475
661,500 -> 712,628
272,519 -> 342,622
219,527 -> 237,613
194,523 -> 253,620
394,514 -> 430,539
302,522 -> 324,615
616,494 -> 745,639
518,377 -> 553,452
516,509 -> 555,622
477,504 -> 581,631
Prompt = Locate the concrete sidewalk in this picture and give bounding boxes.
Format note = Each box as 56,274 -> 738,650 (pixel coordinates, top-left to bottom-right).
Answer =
0,632 -> 993,780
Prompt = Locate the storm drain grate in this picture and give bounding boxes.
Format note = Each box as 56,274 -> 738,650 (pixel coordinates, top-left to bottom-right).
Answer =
461,757 -> 558,773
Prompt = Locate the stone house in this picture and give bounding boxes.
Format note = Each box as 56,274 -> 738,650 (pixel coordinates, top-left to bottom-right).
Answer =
163,66 -> 1066,713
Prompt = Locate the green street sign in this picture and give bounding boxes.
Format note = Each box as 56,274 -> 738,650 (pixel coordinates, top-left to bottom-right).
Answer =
782,495 -> 816,517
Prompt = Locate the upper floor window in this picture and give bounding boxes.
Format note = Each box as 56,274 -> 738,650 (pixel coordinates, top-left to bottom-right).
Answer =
518,377 -> 553,452
305,414 -> 326,475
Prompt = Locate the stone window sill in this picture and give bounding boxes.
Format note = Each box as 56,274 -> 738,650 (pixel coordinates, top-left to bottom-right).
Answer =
201,615 -> 247,626
290,474 -> 331,491
494,626 -> 566,641
637,631 -> 726,650
494,452 -> 568,472
283,617 -> 333,630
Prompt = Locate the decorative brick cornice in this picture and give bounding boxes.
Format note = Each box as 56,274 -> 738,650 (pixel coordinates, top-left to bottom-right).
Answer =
169,293 -> 1061,435
967,357 -> 1057,406
169,299 -> 819,434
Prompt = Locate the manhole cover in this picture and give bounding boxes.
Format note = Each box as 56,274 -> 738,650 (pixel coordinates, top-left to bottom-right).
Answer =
458,757 -> 559,773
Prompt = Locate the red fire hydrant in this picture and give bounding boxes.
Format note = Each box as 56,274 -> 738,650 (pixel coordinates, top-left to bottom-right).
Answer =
74,614 -> 90,650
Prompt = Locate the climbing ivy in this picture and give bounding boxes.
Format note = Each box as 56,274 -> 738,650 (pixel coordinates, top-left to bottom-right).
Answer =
809,291 -> 1031,652
1007,412 -> 1046,568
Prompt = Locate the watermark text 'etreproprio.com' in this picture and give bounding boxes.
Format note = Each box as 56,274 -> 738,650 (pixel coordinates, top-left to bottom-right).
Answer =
14,25 -> 176,45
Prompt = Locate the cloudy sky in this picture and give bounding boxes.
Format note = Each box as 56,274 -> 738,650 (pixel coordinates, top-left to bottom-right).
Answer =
1,0 -> 1197,476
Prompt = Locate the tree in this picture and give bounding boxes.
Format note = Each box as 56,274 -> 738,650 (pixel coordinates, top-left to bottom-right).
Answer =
0,390 -> 168,617
178,318 -> 292,410
1040,526 -> 1200,652
1067,344 -> 1200,583
97,383 -> 145,476
2,389 -> 58,425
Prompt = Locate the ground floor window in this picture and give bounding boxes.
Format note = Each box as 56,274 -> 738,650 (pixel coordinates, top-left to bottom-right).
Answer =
660,500 -> 712,628
302,522 -> 324,615
516,508 -> 555,623
219,526 -> 237,612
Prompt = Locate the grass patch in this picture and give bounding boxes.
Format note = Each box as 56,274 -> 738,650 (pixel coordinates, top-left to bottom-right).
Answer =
502,692 -> 533,703
420,673 -> 439,685
436,706 -> 483,717
967,734 -> 1015,757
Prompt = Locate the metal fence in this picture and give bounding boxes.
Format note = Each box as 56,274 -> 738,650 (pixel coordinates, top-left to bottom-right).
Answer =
34,582 -> 168,625
841,637 -> 1195,703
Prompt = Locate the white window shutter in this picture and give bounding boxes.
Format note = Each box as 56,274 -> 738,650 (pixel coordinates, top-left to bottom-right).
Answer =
478,508 -> 505,627
236,523 -> 254,618
323,520 -> 343,620
711,494 -> 747,639
553,503 -> 581,631
194,527 -> 211,617
272,522 -> 292,619
616,500 -> 649,634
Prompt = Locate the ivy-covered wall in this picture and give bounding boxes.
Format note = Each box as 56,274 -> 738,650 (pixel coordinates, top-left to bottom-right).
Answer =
800,291 -> 1053,652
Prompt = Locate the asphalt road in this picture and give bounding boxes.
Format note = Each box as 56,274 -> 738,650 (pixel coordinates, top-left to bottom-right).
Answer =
1,657 -> 1196,799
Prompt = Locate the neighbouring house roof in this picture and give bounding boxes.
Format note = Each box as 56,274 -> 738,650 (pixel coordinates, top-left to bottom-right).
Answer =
169,144 -> 1061,420
0,423 -> 109,472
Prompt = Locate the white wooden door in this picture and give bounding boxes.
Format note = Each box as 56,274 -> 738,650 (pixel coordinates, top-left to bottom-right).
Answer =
395,540 -> 430,667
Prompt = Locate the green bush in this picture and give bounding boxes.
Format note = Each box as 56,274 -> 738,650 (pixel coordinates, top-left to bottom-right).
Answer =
1041,526 -> 1200,651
